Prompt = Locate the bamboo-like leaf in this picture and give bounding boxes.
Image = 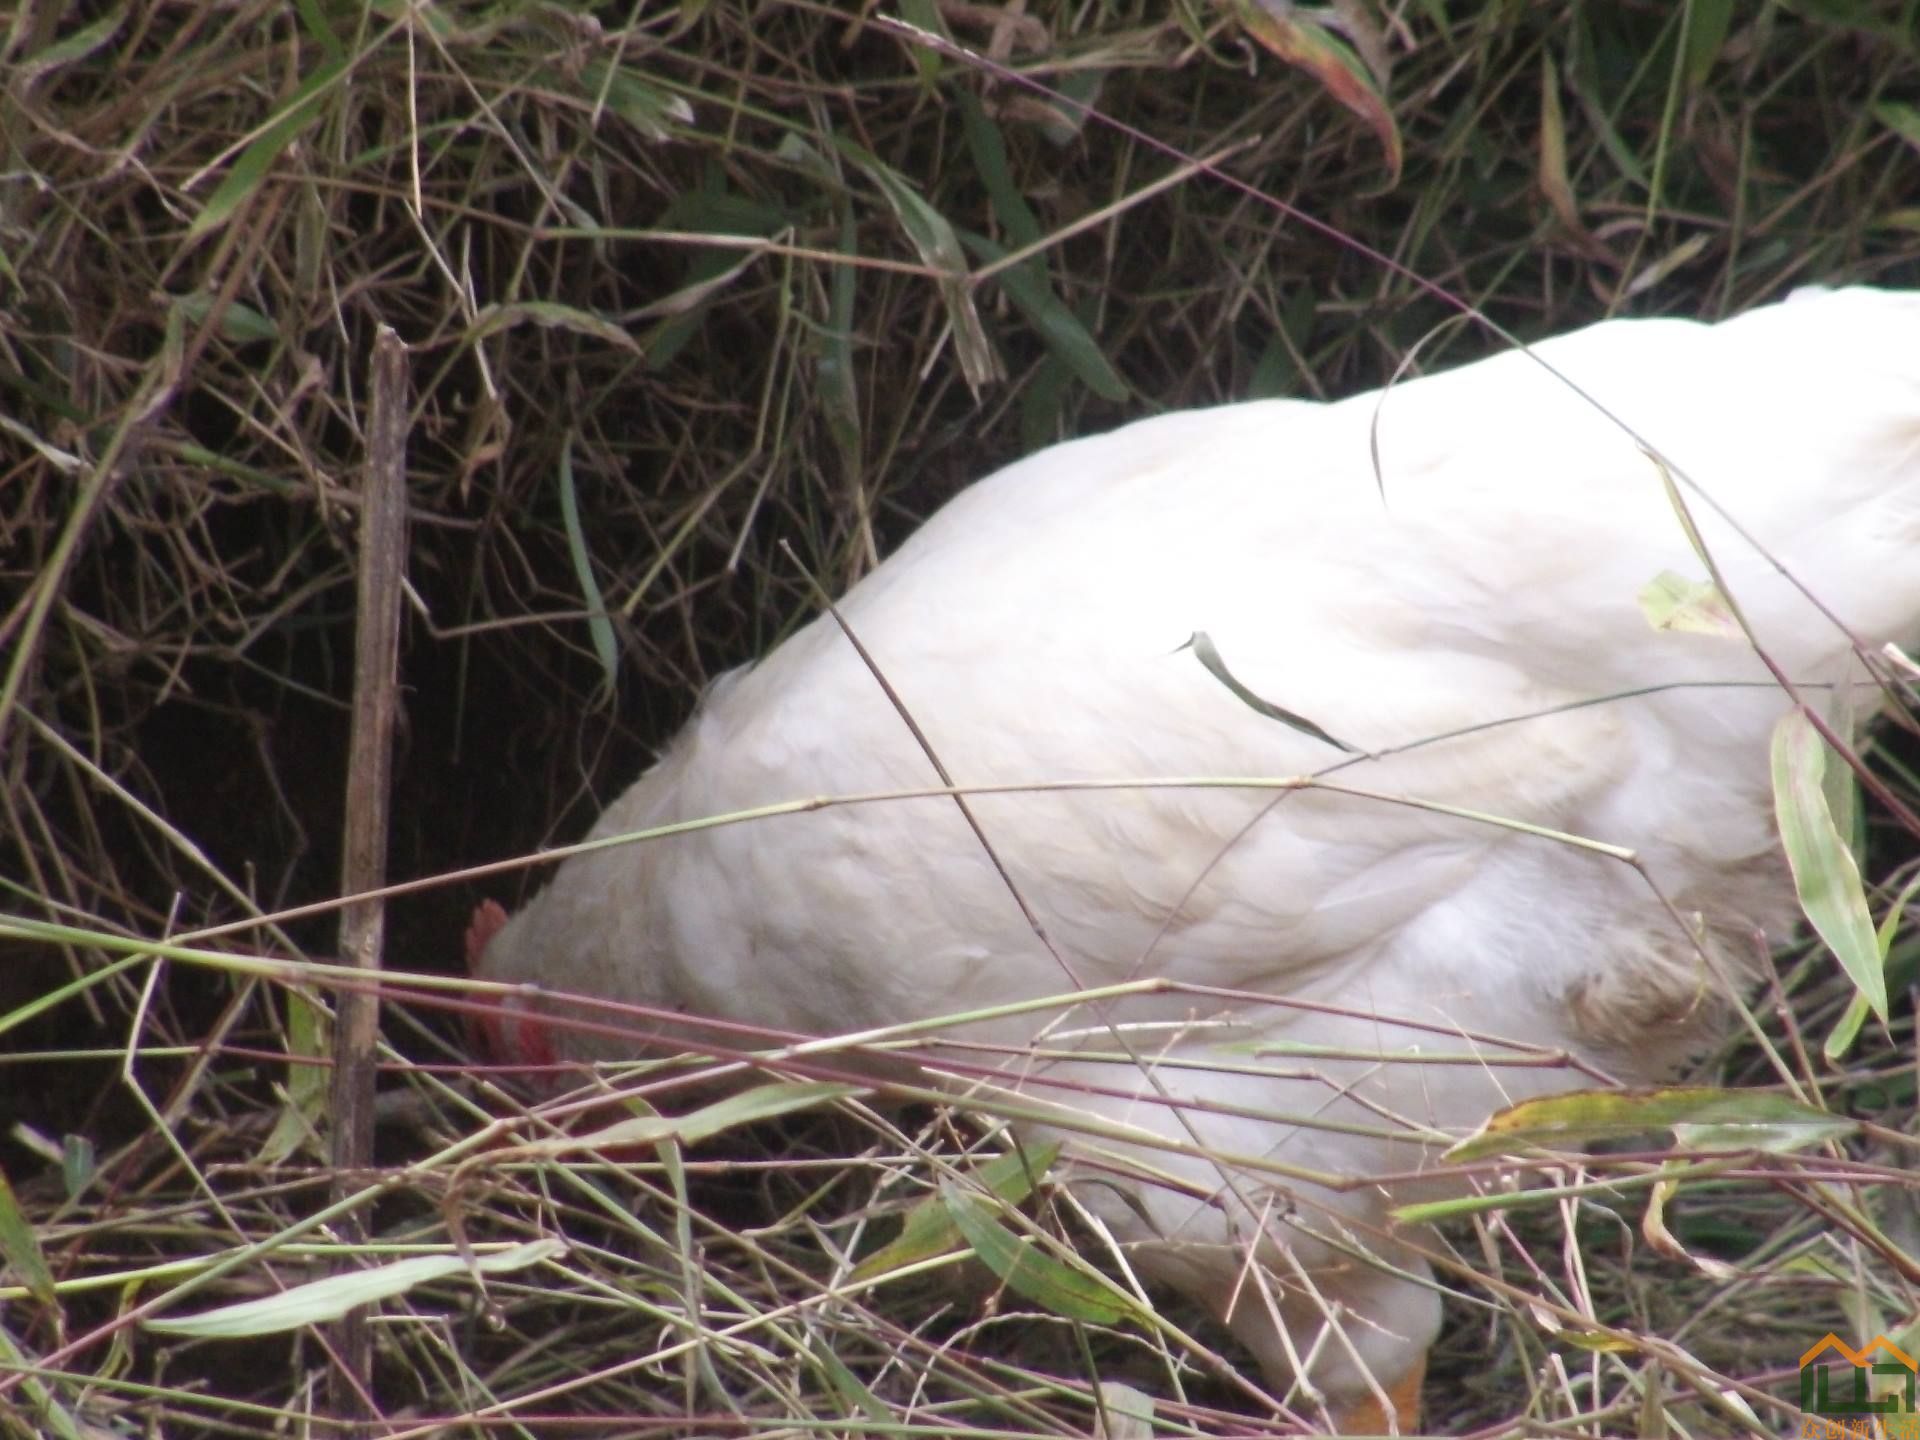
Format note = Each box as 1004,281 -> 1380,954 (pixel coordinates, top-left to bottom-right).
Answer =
1772,711 -> 1887,1027
1185,632 -> 1358,753
533,1081 -> 864,1156
0,1167 -> 57,1310
1622,231 -> 1712,299
14,3 -> 129,85
821,203 -> 863,477
1648,452 -> 1756,642
853,1142 -> 1059,1283
1636,570 -> 1742,639
895,0 -> 949,85
642,187 -> 790,368
1537,54 -> 1617,262
765,133 -> 863,474
674,1081 -> 862,1144
1876,869 -> 1920,965
61,1134 -> 96,1201
633,249 -> 766,325
1776,0 -> 1919,46
557,434 -> 620,702
815,1340 -> 892,1422
961,231 -> 1127,403
1249,286 -> 1319,398
1555,1327 -> 1641,1354
1828,861 -> 1920,1059
471,302 -> 642,353
958,94 -> 1037,244
1226,0 -> 1402,183
955,93 -> 1123,401
169,294 -> 280,344
257,988 -> 329,1165
0,1324 -> 85,1440
1563,18 -> 1651,188
1877,101 -> 1920,152
941,1182 -> 1139,1325
145,1240 -> 565,1337
1826,989 -> 1874,1060
1681,0 -> 1735,91
290,0 -> 346,66
1537,57 -> 1578,240
568,60 -> 695,141
1643,1164 -> 1737,1278
1821,667 -> 1861,853
834,138 -> 1002,392
187,60 -> 347,242
1445,1085 -> 1854,1162
1094,1380 -> 1157,1439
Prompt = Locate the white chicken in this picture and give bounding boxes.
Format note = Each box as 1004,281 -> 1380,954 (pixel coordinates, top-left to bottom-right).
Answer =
469,287 -> 1920,1432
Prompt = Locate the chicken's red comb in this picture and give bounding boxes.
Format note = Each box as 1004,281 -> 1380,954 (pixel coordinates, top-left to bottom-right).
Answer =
464,898 -> 556,1069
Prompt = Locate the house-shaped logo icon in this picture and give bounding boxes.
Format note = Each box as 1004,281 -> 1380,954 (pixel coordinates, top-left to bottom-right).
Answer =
1800,1334 -> 1918,1419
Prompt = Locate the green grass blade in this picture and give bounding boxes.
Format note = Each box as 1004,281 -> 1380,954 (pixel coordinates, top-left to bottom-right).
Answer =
187,59 -> 347,242
941,1182 -> 1139,1326
145,1240 -> 565,1337
557,433 -> 620,702
1771,711 -> 1887,1031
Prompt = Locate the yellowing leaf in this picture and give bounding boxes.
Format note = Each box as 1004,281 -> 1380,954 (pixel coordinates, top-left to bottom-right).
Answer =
1445,1085 -> 1854,1162
1538,56 -> 1615,262
1643,1165 -> 1737,1278
1637,570 -> 1742,639
1226,0 -> 1402,183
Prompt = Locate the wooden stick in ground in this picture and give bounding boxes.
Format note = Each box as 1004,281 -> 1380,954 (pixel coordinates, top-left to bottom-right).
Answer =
327,324 -> 410,1430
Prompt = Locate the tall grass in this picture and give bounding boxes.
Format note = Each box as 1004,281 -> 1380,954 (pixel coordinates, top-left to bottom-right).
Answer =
2,1 -> 1917,1434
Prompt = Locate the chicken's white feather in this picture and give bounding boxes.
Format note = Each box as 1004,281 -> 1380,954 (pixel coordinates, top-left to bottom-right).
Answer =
473,288 -> 1920,1427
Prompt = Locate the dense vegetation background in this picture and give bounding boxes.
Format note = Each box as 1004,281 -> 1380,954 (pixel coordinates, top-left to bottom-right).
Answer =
3,1 -> 1918,1434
